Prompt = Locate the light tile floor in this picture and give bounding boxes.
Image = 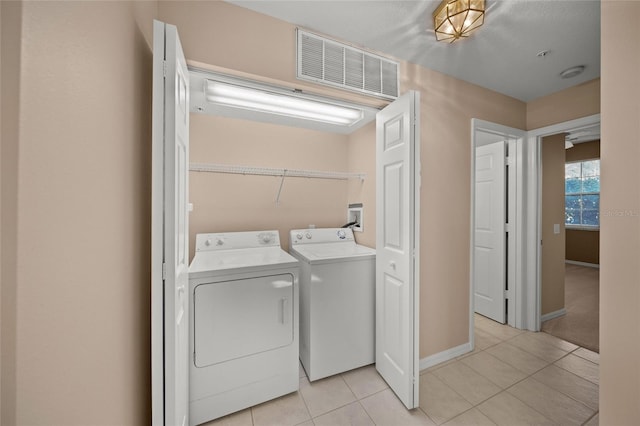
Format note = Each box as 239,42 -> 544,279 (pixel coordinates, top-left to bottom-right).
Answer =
203,314 -> 599,426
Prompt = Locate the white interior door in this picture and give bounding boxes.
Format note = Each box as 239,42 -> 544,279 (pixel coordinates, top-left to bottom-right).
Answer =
474,141 -> 506,323
375,91 -> 420,410
152,20 -> 190,426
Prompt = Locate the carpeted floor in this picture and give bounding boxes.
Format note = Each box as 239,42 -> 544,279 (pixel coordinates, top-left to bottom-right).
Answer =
542,263 -> 600,353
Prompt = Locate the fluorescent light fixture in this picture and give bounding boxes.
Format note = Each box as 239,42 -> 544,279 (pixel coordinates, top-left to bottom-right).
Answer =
205,79 -> 364,126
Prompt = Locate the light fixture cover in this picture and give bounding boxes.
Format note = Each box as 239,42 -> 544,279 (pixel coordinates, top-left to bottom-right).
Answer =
433,0 -> 485,43
560,65 -> 586,79
204,80 -> 364,126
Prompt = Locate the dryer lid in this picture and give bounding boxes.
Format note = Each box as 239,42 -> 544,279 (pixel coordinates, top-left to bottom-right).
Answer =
190,246 -> 298,275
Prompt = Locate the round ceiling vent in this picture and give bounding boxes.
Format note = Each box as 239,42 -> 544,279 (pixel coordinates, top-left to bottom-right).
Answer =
560,65 -> 586,79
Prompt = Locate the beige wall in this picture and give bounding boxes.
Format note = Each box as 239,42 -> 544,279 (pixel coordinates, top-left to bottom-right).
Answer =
160,1 -> 527,358
565,140 -> 600,264
600,1 -> 640,424
0,2 -> 22,425
1,1 -> 157,424
405,63 -> 525,356
189,114 -> 350,254
566,139 -> 600,162
526,79 -> 600,130
541,134 -> 566,316
159,1 -> 385,110
1,2 -> 22,424
566,230 -> 600,264
347,122 -> 376,248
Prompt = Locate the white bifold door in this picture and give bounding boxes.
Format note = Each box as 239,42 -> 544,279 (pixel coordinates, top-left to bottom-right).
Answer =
375,91 -> 421,410
474,141 -> 506,323
152,20 -> 190,426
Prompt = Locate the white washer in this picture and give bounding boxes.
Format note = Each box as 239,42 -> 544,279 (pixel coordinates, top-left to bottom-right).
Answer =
289,228 -> 376,381
189,230 -> 299,426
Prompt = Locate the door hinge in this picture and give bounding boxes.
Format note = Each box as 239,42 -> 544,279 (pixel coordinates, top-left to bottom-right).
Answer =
506,152 -> 515,166
162,263 -> 167,280
504,289 -> 511,300
163,60 -> 167,77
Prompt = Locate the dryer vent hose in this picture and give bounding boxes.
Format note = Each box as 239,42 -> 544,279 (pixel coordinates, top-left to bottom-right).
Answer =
341,221 -> 359,228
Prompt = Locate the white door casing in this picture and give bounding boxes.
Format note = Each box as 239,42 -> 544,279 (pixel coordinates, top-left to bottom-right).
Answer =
474,141 -> 506,323
375,91 -> 420,410
471,120 -> 526,341
152,20 -> 190,426
526,114 -> 601,331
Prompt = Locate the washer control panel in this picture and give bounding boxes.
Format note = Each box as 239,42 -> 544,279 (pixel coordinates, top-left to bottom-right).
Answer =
290,228 -> 355,245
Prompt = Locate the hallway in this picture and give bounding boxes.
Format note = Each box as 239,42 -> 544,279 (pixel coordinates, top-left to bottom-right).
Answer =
206,314 -> 599,425
542,264 -> 599,353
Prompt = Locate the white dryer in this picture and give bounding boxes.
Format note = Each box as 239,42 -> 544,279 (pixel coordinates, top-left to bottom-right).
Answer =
189,230 -> 299,426
289,228 -> 375,381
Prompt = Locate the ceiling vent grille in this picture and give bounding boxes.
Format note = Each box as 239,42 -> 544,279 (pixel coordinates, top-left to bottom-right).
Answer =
297,29 -> 399,100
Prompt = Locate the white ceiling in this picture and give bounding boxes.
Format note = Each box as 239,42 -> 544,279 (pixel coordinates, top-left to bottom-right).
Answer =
226,0 -> 600,102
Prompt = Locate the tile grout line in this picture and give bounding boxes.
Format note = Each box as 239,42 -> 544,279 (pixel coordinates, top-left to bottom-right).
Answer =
479,367 -> 556,424
528,374 -> 597,413
470,327 -> 593,425
296,377 -> 315,424
355,399 -> 377,426
423,329 -> 531,422
459,350 -> 543,390
503,375 -> 595,425
306,374 -> 361,422
582,410 -> 599,426
432,329 -> 594,424
493,347 -> 598,423
243,323 -> 597,426
422,370 -> 483,423
323,371 -> 379,425
571,349 -> 601,365
552,352 -> 600,386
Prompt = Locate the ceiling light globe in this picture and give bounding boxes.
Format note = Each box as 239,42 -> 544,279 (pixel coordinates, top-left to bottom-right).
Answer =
433,0 -> 485,43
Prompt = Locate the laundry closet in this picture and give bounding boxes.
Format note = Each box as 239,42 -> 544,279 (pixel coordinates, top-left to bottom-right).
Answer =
185,63 -> 383,425
188,89 -> 376,256
185,30 -> 388,253
153,18 -> 422,425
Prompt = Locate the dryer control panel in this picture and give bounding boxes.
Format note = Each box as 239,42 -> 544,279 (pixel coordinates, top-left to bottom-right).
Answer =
195,230 -> 280,252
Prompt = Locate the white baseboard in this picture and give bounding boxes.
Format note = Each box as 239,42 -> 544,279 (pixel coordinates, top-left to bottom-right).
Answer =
541,308 -> 567,323
565,260 -> 600,269
419,342 -> 473,372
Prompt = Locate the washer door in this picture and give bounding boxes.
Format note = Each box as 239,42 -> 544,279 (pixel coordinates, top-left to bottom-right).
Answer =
194,273 -> 294,368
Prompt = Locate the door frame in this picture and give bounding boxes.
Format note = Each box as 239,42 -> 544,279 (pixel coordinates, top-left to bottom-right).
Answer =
470,119 -> 525,343
473,140 -> 507,324
525,113 -> 601,331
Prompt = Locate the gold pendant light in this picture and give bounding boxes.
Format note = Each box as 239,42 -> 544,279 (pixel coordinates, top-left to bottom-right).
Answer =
433,0 -> 485,42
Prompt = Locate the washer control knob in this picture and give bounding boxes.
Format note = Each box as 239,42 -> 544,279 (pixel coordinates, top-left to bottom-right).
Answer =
296,233 -> 303,240
337,230 -> 346,239
261,234 -> 272,243
216,238 -> 224,246
204,239 -> 212,246
305,232 -> 312,239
